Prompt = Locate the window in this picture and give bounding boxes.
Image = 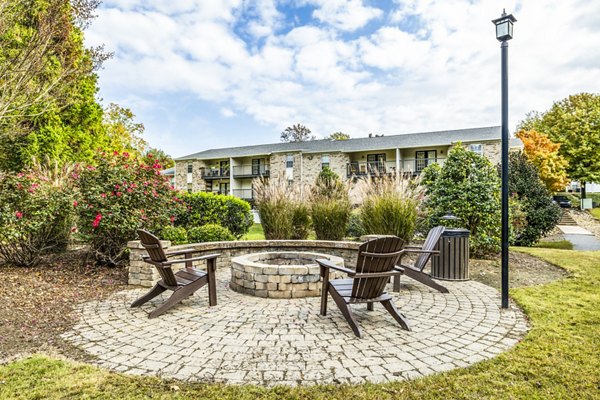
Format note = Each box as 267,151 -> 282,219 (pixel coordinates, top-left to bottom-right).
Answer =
367,153 -> 386,173
286,154 -> 294,168
187,162 -> 193,173
321,154 -> 330,170
469,144 -> 484,156
415,150 -> 437,172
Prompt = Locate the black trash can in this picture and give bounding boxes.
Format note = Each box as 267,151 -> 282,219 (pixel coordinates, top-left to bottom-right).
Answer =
431,228 -> 470,281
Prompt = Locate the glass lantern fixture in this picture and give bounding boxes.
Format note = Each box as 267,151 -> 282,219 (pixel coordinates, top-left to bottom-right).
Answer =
492,9 -> 516,41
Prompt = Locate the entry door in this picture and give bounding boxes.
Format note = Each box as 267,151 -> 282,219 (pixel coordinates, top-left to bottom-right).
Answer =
220,160 -> 230,176
219,182 -> 230,195
252,158 -> 264,175
415,151 -> 437,172
367,154 -> 386,173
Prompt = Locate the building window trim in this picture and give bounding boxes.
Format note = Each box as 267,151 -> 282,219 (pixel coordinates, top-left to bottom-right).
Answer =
321,154 -> 330,170
469,143 -> 484,156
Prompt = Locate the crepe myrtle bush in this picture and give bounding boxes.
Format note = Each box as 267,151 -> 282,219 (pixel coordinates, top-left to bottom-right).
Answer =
0,169 -> 74,267
73,151 -> 185,266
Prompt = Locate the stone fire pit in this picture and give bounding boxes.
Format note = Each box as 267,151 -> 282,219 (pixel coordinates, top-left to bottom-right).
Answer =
230,251 -> 345,298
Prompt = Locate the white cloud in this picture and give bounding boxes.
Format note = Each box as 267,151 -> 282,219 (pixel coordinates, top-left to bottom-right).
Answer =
87,0 -> 600,156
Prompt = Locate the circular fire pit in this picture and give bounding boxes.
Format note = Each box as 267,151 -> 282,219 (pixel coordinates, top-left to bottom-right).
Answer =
230,251 -> 345,298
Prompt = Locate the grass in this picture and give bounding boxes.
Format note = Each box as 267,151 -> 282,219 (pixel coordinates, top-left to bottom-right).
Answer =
241,223 -> 265,240
590,208 -> 600,220
1,249 -> 599,399
533,240 -> 573,250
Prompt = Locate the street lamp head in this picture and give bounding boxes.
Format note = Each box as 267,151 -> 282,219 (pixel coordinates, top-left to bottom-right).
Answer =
492,9 -> 516,41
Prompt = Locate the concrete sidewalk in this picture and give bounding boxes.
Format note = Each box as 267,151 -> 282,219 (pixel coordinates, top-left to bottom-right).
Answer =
557,225 -> 594,235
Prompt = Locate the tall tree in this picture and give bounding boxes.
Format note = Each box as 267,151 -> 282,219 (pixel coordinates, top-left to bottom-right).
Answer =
280,124 -> 315,142
518,93 -> 600,198
101,103 -> 147,157
329,131 -> 350,140
516,129 -> 569,192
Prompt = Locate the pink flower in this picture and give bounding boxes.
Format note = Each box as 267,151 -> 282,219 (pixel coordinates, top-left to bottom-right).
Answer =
170,216 -> 175,223
73,201 -> 78,207
116,192 -> 122,197
123,152 -> 130,158
115,184 -> 120,190
92,213 -> 102,228
15,211 -> 23,219
100,193 -> 107,198
147,153 -> 154,159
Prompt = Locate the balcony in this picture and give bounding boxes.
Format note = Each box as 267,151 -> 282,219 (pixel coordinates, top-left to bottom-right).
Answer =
232,189 -> 254,201
232,164 -> 270,178
346,158 -> 446,177
201,168 -> 230,180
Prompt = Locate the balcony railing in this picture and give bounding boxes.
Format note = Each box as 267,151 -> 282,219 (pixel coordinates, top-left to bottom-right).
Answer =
232,164 -> 270,178
201,168 -> 230,179
232,189 -> 254,201
346,158 -> 446,177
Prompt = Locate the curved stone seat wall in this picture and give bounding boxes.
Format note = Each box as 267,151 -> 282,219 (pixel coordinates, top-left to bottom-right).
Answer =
128,240 -> 360,287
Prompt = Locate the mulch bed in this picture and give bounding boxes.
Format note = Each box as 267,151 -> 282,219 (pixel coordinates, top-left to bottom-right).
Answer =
0,248 -> 567,362
0,250 -> 127,361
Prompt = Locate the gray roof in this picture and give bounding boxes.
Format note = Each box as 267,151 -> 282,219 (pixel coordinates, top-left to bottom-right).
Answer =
176,126 -> 502,161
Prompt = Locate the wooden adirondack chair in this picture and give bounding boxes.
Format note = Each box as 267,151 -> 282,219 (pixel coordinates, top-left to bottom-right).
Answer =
393,226 -> 448,293
316,236 -> 410,338
131,230 -> 220,318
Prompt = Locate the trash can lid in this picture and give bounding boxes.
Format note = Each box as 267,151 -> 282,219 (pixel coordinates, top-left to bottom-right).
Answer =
442,228 -> 470,237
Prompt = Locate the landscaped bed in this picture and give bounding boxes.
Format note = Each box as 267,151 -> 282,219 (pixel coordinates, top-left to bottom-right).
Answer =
1,248 -> 598,398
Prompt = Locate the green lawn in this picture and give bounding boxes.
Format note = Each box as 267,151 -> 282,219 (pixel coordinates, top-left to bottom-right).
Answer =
1,249 -> 599,399
533,240 -> 573,250
241,223 -> 265,240
590,208 -> 600,220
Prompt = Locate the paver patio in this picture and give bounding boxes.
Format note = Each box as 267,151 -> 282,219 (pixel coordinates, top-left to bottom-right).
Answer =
62,270 -> 528,386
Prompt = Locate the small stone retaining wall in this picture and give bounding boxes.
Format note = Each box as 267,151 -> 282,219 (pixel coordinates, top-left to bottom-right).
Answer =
128,240 -> 360,287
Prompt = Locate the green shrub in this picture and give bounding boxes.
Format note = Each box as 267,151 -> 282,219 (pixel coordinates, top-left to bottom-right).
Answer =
507,152 -> 561,246
424,144 -> 501,257
159,226 -> 188,245
187,224 -> 235,243
176,192 -> 252,238
346,212 -> 365,238
0,165 -> 74,267
310,168 -> 351,240
291,204 -> 311,240
356,175 -> 423,244
74,151 -> 184,266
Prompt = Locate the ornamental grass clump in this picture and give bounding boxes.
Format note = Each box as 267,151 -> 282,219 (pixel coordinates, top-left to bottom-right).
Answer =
0,160 -> 75,267
356,174 -> 424,244
74,151 -> 185,266
253,176 -> 310,240
310,168 -> 352,241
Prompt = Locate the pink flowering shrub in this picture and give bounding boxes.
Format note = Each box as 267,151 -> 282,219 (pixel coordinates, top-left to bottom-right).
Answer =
74,151 -> 184,266
0,169 -> 74,267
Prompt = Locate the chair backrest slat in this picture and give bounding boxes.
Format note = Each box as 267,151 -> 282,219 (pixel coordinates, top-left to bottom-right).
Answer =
137,229 -> 178,286
351,236 -> 404,299
414,226 -> 445,271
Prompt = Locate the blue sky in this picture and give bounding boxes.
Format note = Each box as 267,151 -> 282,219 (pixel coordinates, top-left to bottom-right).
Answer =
86,0 -> 600,158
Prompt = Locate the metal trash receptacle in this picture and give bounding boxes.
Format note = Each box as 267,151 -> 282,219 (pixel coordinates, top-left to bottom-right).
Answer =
431,228 -> 470,281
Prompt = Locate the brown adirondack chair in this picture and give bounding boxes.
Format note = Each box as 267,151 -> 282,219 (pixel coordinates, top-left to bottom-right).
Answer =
131,229 -> 219,318
316,236 -> 410,338
393,226 -> 448,293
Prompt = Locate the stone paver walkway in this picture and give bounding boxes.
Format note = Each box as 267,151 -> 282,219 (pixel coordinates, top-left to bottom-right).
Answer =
62,271 -> 528,386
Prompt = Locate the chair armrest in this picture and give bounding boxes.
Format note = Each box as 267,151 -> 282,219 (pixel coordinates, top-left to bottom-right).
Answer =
394,265 -> 405,273
164,248 -> 199,257
354,271 -> 403,278
143,253 -> 220,266
402,249 -> 440,255
404,245 -> 423,249
315,259 -> 355,276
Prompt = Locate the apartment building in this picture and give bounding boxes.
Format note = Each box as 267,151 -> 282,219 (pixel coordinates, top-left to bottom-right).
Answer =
173,126 -> 521,202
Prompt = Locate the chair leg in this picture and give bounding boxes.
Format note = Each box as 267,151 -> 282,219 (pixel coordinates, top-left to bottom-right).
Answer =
393,275 -> 401,292
330,288 -> 362,338
148,279 -> 206,319
404,268 -> 449,293
381,299 -> 411,331
320,266 -> 329,316
367,302 -> 374,311
131,284 -> 166,308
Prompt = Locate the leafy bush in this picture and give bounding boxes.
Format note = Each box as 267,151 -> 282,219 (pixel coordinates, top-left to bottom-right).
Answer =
291,204 -> 311,240
356,174 -> 424,244
0,165 -> 74,267
424,144 -> 501,257
253,177 -> 310,240
176,192 -> 252,239
311,168 -> 351,240
74,151 -> 184,266
507,152 -> 561,246
346,212 -> 365,238
159,226 -> 188,245
188,224 -> 235,243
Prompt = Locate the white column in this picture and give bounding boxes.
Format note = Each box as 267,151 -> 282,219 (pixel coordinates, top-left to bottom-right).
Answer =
396,148 -> 401,172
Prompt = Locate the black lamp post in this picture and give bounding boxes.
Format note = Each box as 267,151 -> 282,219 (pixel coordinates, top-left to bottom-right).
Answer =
492,10 -> 516,309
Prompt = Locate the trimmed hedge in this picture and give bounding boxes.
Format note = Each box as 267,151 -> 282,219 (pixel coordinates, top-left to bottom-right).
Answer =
187,224 -> 235,243
176,192 -> 253,238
